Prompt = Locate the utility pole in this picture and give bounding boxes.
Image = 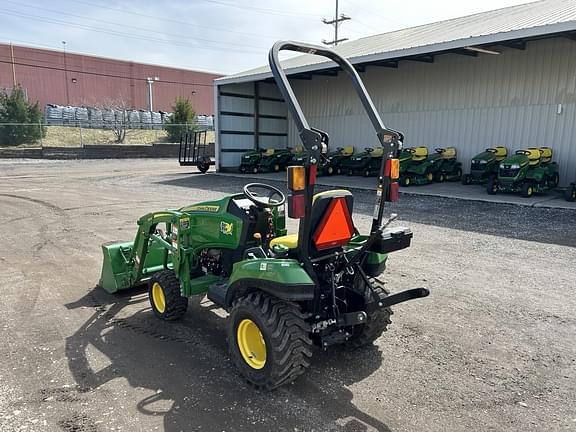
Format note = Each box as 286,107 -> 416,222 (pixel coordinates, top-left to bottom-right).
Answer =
322,0 -> 350,46
146,77 -> 159,112
62,41 -> 70,105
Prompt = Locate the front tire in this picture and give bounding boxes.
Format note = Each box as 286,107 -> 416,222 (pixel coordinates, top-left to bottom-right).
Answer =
228,292 -> 312,390
462,174 -> 472,185
566,186 -> 576,202
521,182 -> 534,198
487,177 -> 498,195
148,271 -> 188,320
348,278 -> 393,349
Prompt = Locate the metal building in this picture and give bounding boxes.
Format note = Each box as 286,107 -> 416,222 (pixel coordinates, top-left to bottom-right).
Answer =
0,43 -> 221,114
214,0 -> 576,185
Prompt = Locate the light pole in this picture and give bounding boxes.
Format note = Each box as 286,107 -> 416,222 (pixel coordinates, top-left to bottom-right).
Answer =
146,76 -> 159,112
62,41 -> 70,105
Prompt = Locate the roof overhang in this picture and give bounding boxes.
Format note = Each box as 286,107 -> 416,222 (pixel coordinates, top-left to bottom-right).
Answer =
215,21 -> 576,86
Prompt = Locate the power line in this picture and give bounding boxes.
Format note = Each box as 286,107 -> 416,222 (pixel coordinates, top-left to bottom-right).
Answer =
0,9 -> 266,55
3,0 -> 271,51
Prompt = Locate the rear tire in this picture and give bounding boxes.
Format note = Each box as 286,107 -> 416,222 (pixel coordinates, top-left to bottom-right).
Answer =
228,292 -> 312,390
364,169 -> 371,177
347,278 -> 393,349
401,176 -> 411,187
434,172 -> 445,182
462,174 -> 472,185
327,166 -> 334,175
148,271 -> 188,321
240,165 -> 247,174
565,185 -> 576,202
487,177 -> 498,195
550,173 -> 560,188
197,162 -> 209,173
273,163 -> 281,172
252,167 -> 259,174
521,182 -> 534,198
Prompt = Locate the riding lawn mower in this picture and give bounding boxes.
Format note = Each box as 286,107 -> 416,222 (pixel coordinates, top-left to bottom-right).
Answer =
256,148 -> 293,173
318,146 -> 354,175
566,182 -> 576,202
343,147 -> 384,176
462,146 -> 508,185
98,41 -> 429,390
487,147 -> 559,198
239,149 -> 264,174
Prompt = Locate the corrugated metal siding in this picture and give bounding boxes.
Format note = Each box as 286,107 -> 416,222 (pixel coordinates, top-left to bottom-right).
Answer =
0,43 -> 220,114
286,38 -> 576,185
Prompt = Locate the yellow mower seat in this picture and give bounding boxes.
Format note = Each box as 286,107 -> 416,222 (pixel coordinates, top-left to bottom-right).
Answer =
370,147 -> 384,157
342,145 -> 354,155
488,146 -> 508,160
263,148 -> 275,156
539,147 -> 553,164
409,146 -> 428,161
440,147 -> 457,159
269,190 -> 352,250
523,148 -> 541,166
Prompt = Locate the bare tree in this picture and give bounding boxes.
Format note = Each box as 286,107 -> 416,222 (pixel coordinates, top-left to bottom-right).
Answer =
81,96 -> 132,143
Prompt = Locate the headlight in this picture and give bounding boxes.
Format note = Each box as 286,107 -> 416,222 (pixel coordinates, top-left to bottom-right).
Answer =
477,160 -> 488,164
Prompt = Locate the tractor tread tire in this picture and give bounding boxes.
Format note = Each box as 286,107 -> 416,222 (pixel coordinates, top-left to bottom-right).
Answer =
148,271 -> 188,321
347,278 -> 393,349
228,291 -> 312,390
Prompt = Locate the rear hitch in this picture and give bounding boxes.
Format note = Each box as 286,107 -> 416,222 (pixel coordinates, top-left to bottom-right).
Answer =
367,287 -> 429,313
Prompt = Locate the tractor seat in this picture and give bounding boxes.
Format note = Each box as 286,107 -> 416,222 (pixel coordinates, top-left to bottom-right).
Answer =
409,146 -> 428,161
269,190 -> 354,250
263,148 -> 275,156
487,146 -> 508,159
341,145 -> 354,155
539,146 -> 553,164
518,148 -> 541,165
370,147 -> 384,157
440,147 -> 457,159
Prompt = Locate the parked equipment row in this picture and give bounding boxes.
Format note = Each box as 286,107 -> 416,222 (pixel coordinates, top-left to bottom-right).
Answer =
238,145 -> 573,200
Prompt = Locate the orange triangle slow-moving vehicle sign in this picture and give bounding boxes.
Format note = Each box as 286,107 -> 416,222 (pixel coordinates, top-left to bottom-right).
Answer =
313,197 -> 355,250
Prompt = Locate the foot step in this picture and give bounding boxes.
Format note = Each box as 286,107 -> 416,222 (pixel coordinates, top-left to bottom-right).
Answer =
207,281 -> 229,307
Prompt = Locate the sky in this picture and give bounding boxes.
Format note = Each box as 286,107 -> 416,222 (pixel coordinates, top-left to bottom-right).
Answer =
0,0 -> 537,75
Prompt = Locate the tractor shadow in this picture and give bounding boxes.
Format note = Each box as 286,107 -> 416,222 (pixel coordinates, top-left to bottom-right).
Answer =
158,173 -> 576,247
64,286 -> 392,432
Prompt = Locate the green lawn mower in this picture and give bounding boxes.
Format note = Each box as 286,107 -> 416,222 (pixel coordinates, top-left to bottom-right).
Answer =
462,146 -> 508,185
318,145 -> 355,175
427,147 -> 462,182
256,148 -> 294,173
289,145 -> 307,166
343,147 -> 384,176
566,182 -> 576,202
239,149 -> 264,174
399,146 -> 437,186
487,147 -> 559,198
98,41 -> 429,390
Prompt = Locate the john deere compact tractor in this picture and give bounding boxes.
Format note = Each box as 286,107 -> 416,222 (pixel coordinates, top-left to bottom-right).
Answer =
462,146 -> 508,185
318,146 -> 354,175
344,147 -> 384,176
99,41 -> 429,390
487,147 -> 559,197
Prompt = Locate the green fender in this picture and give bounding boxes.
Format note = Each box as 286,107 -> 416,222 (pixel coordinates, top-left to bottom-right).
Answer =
225,258 -> 315,306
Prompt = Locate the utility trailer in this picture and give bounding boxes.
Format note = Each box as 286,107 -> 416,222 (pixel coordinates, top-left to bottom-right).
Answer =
179,130 -> 214,173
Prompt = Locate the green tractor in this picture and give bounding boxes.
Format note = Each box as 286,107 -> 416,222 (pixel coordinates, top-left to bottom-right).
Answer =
462,146 -> 508,185
426,147 -> 462,183
256,148 -> 293,173
343,147 -> 384,176
566,182 -> 576,202
98,41 -> 429,390
239,149 -> 264,174
318,145 -> 355,175
487,147 -> 559,198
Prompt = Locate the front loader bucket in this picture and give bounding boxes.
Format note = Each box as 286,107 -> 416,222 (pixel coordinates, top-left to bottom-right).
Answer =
99,241 -> 134,294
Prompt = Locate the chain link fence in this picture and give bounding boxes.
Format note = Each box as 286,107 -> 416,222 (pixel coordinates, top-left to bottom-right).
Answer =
0,123 -> 214,148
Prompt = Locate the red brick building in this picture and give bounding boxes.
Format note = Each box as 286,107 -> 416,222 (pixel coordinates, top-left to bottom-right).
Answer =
0,43 -> 221,114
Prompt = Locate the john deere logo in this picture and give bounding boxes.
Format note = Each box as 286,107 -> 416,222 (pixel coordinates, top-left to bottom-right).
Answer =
220,221 -> 233,236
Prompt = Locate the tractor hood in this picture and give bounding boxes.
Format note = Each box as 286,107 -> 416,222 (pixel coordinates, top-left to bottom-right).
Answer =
472,150 -> 497,163
500,154 -> 528,167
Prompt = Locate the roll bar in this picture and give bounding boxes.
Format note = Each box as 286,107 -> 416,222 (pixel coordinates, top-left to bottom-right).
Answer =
268,41 -> 401,153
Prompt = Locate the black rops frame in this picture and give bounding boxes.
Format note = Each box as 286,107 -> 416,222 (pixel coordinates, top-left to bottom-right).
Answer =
268,41 -> 403,265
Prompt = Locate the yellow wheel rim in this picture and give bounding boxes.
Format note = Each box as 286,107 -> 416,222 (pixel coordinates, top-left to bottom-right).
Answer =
572,190 -> 576,199
237,319 -> 266,369
152,282 -> 166,313
528,187 -> 533,196
427,173 -> 433,181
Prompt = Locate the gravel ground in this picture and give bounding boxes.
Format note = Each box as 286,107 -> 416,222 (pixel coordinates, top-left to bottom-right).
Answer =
0,159 -> 575,432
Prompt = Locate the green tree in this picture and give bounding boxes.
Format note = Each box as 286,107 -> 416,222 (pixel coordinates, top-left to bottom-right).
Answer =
164,97 -> 196,142
0,86 -> 46,146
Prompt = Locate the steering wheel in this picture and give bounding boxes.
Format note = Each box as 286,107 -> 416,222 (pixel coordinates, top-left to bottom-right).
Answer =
243,183 -> 286,208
